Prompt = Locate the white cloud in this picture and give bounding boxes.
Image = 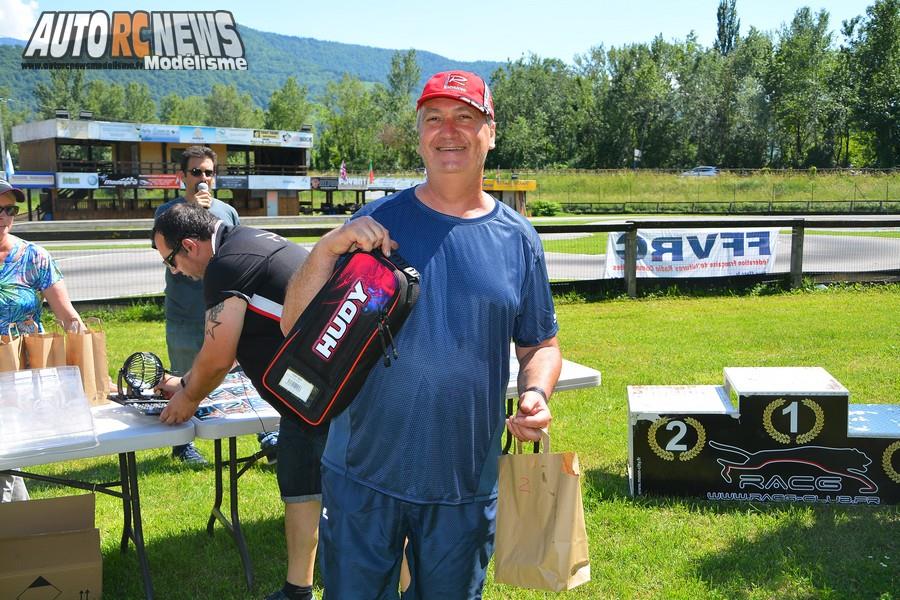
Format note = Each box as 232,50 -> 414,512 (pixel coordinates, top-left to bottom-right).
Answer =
0,0 -> 39,40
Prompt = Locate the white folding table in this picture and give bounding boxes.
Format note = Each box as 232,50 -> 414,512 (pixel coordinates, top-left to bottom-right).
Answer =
0,402 -> 195,600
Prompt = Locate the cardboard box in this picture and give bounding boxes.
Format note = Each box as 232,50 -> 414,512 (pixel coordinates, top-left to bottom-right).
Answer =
0,494 -> 102,599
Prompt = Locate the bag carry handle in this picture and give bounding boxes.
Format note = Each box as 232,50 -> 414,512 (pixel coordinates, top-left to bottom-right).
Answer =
514,428 -> 551,455
3,323 -> 21,342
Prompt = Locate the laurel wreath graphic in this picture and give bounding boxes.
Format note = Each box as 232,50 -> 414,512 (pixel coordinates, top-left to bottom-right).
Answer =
647,417 -> 706,462
796,399 -> 825,444
680,418 -> 706,461
763,400 -> 791,444
883,441 -> 900,484
763,398 -> 824,444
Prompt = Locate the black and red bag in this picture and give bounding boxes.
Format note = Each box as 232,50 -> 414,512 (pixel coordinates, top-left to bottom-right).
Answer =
263,250 -> 420,426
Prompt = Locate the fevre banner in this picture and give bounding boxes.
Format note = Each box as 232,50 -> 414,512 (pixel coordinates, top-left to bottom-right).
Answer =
604,228 -> 780,278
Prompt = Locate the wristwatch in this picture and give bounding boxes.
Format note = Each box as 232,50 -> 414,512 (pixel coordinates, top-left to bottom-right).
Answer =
521,386 -> 548,403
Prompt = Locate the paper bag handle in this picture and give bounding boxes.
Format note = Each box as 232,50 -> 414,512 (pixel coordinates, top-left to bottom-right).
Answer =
3,323 -> 20,342
514,428 -> 551,455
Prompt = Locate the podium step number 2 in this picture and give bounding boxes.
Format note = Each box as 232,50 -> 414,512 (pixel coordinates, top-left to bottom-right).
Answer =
628,367 -> 900,505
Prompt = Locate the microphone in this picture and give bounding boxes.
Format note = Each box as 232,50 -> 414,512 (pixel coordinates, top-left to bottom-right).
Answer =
195,182 -> 211,208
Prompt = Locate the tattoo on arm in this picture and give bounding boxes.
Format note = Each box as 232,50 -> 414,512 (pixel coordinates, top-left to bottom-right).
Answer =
206,302 -> 225,339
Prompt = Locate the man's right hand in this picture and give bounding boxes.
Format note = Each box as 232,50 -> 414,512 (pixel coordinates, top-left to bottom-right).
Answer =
321,216 -> 398,257
193,188 -> 212,209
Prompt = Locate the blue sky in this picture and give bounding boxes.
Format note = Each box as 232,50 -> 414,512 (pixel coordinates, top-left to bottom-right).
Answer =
0,0 -> 877,63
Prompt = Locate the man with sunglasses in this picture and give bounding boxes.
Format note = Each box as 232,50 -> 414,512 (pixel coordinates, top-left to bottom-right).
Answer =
154,146 -> 240,464
152,203 -> 326,600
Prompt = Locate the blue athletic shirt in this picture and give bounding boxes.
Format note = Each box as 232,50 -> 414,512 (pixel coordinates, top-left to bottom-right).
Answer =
322,187 -> 558,505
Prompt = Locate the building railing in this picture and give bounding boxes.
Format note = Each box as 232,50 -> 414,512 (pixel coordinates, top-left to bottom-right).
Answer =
53,160 -> 309,176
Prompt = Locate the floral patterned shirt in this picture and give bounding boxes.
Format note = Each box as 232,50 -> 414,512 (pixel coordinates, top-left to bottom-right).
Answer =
0,239 -> 63,335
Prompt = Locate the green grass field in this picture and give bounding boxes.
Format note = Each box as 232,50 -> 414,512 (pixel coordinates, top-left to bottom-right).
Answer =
22,285 -> 900,599
520,170 -> 900,210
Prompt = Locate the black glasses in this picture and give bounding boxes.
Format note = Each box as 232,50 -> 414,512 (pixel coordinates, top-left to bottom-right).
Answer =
189,168 -> 215,177
0,205 -> 20,217
163,240 -> 183,268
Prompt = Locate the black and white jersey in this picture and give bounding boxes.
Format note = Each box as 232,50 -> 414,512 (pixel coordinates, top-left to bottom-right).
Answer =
203,225 -> 309,414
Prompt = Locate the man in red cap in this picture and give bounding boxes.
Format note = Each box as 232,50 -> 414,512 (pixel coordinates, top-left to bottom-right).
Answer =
282,70 -> 561,599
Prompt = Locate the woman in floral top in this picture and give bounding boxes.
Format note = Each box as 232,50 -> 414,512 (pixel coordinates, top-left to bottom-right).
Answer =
1,178 -> 83,503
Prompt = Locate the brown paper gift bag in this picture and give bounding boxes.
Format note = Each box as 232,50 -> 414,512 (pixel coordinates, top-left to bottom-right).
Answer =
494,429 -> 591,591
23,322 -> 66,369
65,318 -> 110,405
0,325 -> 24,373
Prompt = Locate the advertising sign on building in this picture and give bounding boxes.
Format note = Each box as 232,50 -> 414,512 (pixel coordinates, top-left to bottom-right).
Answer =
280,131 -> 313,148
248,175 -> 311,190
55,120 -> 97,140
99,173 -> 142,188
216,128 -> 252,145
251,129 -> 282,146
216,175 -> 249,189
56,172 -> 99,189
99,123 -> 140,142
139,174 -> 182,189
311,177 -> 339,191
140,124 -> 180,142
10,172 -> 55,188
338,177 -> 368,190
603,228 -> 780,278
179,126 -> 217,145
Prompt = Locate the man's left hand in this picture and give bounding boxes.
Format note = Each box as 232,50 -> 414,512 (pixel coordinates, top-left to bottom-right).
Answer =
159,390 -> 198,425
506,389 -> 552,441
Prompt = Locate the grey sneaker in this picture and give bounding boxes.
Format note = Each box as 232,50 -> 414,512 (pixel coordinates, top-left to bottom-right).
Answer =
263,591 -> 290,600
258,431 -> 279,465
172,443 -> 207,464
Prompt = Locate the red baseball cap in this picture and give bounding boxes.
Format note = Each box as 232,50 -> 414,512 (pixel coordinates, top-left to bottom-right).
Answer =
417,71 -> 494,120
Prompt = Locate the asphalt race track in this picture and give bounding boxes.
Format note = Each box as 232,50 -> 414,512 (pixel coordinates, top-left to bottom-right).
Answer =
52,232 -> 900,302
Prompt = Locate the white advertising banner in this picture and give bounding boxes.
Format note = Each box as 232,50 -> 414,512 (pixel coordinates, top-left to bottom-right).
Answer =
56,172 -> 99,189
603,228 -> 780,278
248,175 -> 311,190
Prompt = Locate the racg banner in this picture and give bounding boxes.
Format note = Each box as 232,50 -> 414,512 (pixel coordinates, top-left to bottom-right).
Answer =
604,228 -> 780,278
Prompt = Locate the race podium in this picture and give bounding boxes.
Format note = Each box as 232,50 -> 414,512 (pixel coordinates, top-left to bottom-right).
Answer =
628,367 -> 900,505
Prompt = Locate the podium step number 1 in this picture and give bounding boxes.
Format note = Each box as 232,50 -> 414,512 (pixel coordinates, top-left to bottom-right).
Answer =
628,367 -> 900,505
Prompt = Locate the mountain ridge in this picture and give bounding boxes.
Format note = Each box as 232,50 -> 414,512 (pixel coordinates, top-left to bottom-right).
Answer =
0,26 -> 504,114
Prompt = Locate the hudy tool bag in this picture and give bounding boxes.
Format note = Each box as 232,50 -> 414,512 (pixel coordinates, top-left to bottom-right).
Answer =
263,250 -> 420,426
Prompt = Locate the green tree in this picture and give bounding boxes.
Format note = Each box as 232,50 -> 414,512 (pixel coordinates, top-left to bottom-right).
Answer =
715,0 -> 741,56
766,8 -> 837,166
83,80 -> 126,121
159,94 -> 207,126
315,74 -> 381,171
34,71 -> 86,118
0,89 -> 30,164
123,82 -> 157,122
265,76 -> 313,130
847,0 -> 900,167
205,83 -> 264,128
490,54 -> 584,168
373,50 -> 420,170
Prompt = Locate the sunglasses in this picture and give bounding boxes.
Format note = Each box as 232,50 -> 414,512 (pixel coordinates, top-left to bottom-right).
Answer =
189,168 -> 215,177
163,240 -> 183,268
0,205 -> 20,217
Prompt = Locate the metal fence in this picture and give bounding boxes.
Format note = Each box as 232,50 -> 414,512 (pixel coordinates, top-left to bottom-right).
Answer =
15,217 -> 900,303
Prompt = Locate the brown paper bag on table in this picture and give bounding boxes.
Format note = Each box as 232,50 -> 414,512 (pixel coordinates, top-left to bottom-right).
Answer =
494,429 -> 591,591
23,322 -> 66,369
0,325 -> 24,372
65,317 -> 110,406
